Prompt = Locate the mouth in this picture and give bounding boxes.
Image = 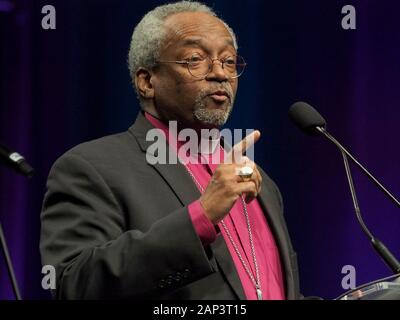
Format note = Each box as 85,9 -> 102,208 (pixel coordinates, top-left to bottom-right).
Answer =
207,90 -> 230,103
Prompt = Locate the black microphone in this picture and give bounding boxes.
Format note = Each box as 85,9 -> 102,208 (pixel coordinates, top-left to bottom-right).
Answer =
288,102 -> 327,136
0,143 -> 34,178
289,101 -> 400,274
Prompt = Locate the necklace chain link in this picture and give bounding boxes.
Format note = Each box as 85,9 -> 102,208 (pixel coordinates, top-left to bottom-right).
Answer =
183,164 -> 262,300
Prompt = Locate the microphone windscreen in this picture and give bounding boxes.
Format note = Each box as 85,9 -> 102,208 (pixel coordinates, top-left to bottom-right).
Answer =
288,101 -> 326,135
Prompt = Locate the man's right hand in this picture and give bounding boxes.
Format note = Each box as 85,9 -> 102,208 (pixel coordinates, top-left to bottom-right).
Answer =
199,130 -> 262,225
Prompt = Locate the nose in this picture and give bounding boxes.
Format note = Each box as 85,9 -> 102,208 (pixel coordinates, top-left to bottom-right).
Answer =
205,58 -> 229,82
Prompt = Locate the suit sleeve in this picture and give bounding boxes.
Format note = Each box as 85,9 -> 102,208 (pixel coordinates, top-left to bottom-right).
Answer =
40,152 -> 217,299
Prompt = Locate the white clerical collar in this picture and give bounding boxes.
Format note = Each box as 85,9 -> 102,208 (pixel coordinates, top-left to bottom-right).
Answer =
198,129 -> 220,155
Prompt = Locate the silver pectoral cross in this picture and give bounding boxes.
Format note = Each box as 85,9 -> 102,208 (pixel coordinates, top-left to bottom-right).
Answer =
256,288 -> 263,300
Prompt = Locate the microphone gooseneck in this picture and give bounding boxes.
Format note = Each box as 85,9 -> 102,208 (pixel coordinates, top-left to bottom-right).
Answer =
289,101 -> 400,274
314,126 -> 400,209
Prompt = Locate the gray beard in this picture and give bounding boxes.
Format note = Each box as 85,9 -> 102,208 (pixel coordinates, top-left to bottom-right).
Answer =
193,92 -> 235,127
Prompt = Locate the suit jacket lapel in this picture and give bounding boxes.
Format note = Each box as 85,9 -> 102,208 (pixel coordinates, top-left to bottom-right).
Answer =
256,174 -> 294,299
129,113 -> 202,207
129,113 -> 246,299
210,235 -> 246,299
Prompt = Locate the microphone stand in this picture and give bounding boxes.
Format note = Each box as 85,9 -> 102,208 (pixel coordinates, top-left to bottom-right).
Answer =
316,126 -> 400,274
0,222 -> 21,300
316,127 -> 400,209
0,143 -> 30,300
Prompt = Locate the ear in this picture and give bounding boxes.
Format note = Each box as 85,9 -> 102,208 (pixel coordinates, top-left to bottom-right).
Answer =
135,68 -> 154,99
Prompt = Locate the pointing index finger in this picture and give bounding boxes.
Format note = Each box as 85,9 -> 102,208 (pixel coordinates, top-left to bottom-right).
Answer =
228,130 -> 261,163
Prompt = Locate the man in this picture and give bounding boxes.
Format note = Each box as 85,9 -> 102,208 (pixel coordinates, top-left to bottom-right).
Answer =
40,1 -> 301,299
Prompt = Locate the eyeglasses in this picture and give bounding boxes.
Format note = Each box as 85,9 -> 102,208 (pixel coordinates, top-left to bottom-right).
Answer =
157,53 -> 246,79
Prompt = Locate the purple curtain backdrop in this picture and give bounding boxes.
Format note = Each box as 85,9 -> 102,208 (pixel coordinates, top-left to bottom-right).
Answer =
0,0 -> 399,299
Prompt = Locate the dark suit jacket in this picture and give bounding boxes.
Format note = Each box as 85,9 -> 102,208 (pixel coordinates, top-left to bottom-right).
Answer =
40,112 -> 301,300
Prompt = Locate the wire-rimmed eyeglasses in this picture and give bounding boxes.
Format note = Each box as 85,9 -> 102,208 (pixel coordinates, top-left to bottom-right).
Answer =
157,53 -> 246,79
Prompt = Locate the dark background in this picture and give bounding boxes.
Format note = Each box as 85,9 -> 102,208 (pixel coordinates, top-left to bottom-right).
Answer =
0,0 -> 399,299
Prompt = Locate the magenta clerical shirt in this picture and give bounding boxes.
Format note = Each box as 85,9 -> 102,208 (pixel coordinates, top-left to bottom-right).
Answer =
145,112 -> 285,300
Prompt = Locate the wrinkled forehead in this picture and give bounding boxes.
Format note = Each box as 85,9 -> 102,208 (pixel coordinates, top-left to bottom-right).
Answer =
162,12 -> 235,52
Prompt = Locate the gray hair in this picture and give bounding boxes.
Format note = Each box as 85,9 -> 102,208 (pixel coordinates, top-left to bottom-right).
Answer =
127,1 -> 238,105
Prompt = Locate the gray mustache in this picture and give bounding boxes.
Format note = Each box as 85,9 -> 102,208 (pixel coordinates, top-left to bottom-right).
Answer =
201,85 -> 234,101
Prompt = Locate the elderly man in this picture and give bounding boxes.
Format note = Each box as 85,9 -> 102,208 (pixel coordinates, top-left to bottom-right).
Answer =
40,1 -> 300,300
